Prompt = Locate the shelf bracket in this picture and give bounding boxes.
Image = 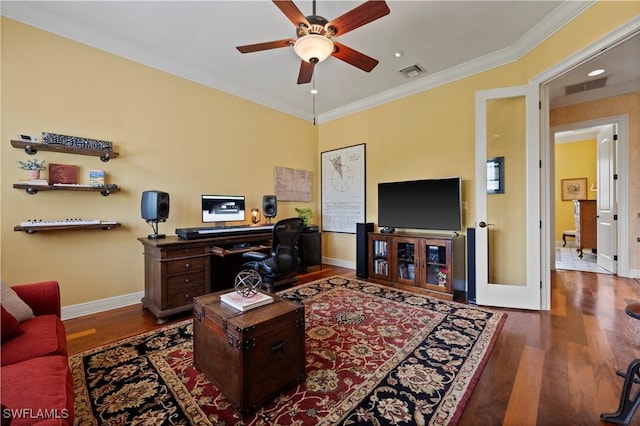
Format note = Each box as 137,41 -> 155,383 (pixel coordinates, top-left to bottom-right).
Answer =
25,187 -> 39,195
100,153 -> 112,162
100,185 -> 118,196
23,145 -> 38,155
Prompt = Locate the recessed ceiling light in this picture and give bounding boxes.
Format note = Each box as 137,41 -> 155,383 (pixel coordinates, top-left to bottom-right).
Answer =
588,69 -> 605,77
394,51 -> 403,58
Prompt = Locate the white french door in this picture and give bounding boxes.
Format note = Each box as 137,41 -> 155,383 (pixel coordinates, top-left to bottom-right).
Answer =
474,84 -> 541,310
596,124 -> 617,273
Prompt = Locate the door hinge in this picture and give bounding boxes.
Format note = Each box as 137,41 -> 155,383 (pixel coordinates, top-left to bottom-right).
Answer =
540,220 -> 542,229
539,160 -> 542,168
614,133 -> 618,141
614,214 -> 618,221
540,280 -> 543,289
614,255 -> 618,261
614,174 -> 618,180
539,101 -> 542,110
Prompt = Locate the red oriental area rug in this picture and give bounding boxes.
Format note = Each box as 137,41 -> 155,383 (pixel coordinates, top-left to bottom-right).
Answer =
70,276 -> 506,425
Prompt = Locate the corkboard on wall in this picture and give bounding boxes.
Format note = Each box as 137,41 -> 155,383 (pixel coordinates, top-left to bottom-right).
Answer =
274,166 -> 312,201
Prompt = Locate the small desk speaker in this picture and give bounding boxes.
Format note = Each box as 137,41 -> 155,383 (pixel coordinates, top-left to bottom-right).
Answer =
263,195 -> 277,219
141,190 -> 170,222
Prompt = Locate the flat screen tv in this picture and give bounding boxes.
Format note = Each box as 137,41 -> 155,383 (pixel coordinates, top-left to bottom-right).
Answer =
201,195 -> 246,223
377,177 -> 462,231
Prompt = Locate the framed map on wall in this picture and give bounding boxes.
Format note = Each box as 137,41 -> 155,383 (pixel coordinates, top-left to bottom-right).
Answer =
321,143 -> 366,233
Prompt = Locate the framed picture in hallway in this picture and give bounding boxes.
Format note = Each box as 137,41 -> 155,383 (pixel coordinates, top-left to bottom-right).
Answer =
561,177 -> 587,201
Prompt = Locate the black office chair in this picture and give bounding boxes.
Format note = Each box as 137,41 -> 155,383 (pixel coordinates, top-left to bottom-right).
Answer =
241,217 -> 304,292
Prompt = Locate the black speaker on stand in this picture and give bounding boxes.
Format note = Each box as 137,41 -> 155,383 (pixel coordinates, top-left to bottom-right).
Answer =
263,195 -> 277,224
141,190 -> 170,239
467,227 -> 477,304
356,223 -> 374,278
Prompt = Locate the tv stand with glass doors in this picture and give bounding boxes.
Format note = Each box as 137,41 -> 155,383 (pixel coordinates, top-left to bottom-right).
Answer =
368,232 -> 465,301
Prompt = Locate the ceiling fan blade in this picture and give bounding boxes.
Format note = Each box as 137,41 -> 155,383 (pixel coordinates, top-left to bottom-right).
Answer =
332,42 -> 379,72
236,39 -> 294,53
297,60 -> 314,84
273,0 -> 310,28
329,1 -> 390,36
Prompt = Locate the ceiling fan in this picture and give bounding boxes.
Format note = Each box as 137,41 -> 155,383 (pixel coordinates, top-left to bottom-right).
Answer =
236,0 -> 390,84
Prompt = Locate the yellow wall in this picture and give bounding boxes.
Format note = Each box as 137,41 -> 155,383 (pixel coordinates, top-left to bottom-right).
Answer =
1,18 -> 317,306
2,1 -> 639,309
554,139 -> 597,242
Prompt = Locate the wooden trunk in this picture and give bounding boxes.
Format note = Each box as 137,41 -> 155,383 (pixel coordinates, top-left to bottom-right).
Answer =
193,291 -> 305,415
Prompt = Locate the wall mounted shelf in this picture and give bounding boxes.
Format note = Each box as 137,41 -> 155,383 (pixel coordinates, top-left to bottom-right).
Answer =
10,137 -> 122,234
13,183 -> 120,196
14,222 -> 121,234
11,140 -> 119,162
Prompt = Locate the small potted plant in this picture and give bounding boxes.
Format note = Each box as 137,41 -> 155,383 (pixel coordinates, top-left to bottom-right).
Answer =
17,158 -> 46,180
294,207 -> 313,228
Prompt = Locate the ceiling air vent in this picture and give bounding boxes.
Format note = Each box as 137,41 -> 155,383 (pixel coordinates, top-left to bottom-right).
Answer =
564,76 -> 608,95
399,64 -> 426,79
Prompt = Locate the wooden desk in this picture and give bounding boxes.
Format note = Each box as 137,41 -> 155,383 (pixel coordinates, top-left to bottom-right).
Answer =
138,232 -> 271,324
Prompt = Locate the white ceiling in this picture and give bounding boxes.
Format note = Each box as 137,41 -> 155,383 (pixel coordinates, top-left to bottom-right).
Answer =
1,1 -> 638,123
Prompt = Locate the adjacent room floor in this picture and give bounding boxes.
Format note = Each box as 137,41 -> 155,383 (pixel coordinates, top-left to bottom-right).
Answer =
555,242 -> 612,274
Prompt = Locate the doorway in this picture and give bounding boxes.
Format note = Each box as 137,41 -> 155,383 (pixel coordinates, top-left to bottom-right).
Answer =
553,123 -> 618,275
548,115 -> 629,278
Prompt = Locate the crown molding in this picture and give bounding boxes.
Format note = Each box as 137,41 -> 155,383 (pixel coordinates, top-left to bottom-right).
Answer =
319,1 -> 595,123
1,1 -> 598,124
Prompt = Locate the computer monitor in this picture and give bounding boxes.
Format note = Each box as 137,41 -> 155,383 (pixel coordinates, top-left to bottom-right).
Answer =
201,195 -> 246,223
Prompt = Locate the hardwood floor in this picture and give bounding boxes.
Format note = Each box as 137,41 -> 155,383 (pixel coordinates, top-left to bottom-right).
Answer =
64,266 -> 640,425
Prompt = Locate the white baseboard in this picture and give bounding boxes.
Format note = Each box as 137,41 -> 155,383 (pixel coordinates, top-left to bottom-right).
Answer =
322,256 -> 355,270
60,259 -> 356,320
62,291 -> 144,320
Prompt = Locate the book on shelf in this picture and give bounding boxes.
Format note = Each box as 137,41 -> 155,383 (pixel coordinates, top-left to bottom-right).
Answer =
18,179 -> 49,186
89,169 -> 105,187
220,291 -> 274,312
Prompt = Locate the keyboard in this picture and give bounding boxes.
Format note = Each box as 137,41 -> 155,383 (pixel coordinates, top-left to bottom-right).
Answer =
20,219 -> 101,227
176,224 -> 274,240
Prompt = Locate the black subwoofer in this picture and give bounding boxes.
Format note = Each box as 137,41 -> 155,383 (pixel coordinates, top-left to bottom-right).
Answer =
467,227 -> 476,304
356,222 -> 374,278
141,190 -> 170,222
263,195 -> 277,219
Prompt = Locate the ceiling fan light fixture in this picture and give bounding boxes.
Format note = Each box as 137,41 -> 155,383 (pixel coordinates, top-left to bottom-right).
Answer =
294,34 -> 334,64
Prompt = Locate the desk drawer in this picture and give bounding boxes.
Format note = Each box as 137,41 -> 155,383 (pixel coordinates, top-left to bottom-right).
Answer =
166,273 -> 206,308
165,246 -> 208,259
166,257 -> 206,276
